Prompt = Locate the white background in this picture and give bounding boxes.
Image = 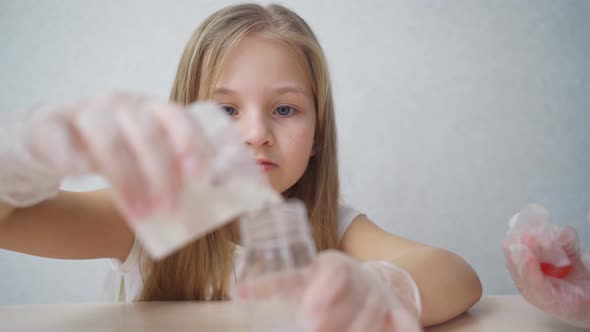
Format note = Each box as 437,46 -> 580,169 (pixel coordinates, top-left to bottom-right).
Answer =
1,0 -> 589,304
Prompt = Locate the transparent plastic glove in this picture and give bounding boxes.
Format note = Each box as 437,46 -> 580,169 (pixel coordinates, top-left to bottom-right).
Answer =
503,204 -> 590,328
0,109 -> 62,207
2,91 -> 279,258
0,92 -> 206,217
362,261 -> 422,321
238,250 -> 422,332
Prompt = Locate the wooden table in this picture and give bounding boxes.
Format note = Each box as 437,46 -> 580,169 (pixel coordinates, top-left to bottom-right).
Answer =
0,296 -> 586,331
426,296 -> 586,332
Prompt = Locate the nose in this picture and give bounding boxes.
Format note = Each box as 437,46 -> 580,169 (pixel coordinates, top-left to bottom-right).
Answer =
237,110 -> 274,149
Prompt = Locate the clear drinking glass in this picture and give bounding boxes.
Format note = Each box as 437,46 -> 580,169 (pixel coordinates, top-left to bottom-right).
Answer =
237,199 -> 317,332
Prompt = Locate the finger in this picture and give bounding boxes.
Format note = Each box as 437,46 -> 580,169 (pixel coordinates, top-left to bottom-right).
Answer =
582,253 -> 590,272
27,105 -> 91,175
116,106 -> 181,212
508,213 -> 520,229
509,244 -> 542,281
384,309 -> 423,332
519,204 -> 551,225
511,217 -> 575,273
556,226 -> 580,259
504,244 -> 518,274
506,205 -> 550,243
348,292 -> 388,332
508,244 -> 551,305
72,103 -> 150,220
298,264 -> 360,332
299,293 -> 357,332
154,103 -> 211,178
301,260 -> 350,315
521,233 -> 542,256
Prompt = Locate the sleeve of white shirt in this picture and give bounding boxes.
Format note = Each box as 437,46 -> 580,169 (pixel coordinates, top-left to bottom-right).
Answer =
107,238 -> 142,302
338,204 -> 363,240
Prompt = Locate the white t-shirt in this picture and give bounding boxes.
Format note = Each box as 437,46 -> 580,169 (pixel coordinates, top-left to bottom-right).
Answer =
107,204 -> 362,303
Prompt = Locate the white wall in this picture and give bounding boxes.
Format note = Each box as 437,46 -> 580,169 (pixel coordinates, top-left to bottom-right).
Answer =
1,0 -> 589,304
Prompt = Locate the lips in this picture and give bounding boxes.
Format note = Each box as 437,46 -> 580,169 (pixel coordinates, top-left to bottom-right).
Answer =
256,158 -> 277,171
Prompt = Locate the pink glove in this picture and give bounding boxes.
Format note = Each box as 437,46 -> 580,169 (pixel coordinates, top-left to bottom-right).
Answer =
238,250 -> 422,332
503,204 -> 590,328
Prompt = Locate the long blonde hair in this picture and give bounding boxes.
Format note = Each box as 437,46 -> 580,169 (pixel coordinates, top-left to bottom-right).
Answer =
138,3 -> 339,302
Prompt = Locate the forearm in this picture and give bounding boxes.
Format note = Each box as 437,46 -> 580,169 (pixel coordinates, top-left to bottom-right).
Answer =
390,247 -> 482,326
0,201 -> 15,224
0,190 -> 134,261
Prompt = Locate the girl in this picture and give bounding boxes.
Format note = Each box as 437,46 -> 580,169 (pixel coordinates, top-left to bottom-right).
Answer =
0,3 -> 482,330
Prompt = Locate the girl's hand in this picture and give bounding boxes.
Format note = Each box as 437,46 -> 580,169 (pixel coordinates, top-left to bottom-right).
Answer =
238,250 -> 422,332
503,204 -> 590,328
26,92 -> 208,220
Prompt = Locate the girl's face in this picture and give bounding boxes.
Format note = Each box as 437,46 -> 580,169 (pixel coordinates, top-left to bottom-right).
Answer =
213,34 -> 316,193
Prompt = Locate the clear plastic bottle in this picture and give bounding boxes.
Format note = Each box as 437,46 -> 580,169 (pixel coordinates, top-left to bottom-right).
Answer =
237,199 -> 316,332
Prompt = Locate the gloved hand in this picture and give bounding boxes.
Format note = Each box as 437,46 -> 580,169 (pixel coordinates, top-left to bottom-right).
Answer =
0,92 -> 207,219
503,204 -> 590,328
238,250 -> 422,332
1,91 -> 280,258
0,108 -> 62,207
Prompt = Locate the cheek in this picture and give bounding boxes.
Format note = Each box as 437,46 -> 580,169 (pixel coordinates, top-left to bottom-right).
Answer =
272,126 -> 314,190
283,129 -> 315,172
286,121 -> 315,154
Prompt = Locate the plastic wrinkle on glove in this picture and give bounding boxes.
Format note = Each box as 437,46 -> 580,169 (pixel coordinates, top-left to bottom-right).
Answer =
518,231 -> 574,279
131,103 -> 282,259
0,108 -> 62,207
508,205 -> 573,278
362,260 -> 422,321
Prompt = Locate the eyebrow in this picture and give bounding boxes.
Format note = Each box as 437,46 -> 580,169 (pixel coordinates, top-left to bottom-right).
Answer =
212,87 -> 236,95
273,84 -> 310,97
213,84 -> 311,97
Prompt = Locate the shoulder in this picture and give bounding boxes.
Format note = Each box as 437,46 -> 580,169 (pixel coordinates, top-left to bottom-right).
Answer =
337,204 -> 363,241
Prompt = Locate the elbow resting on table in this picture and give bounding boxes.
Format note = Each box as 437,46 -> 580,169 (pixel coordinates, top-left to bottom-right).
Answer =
419,247 -> 483,327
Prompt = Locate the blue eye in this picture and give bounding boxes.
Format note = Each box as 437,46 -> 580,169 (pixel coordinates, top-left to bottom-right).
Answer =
222,106 -> 238,116
274,105 -> 296,117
